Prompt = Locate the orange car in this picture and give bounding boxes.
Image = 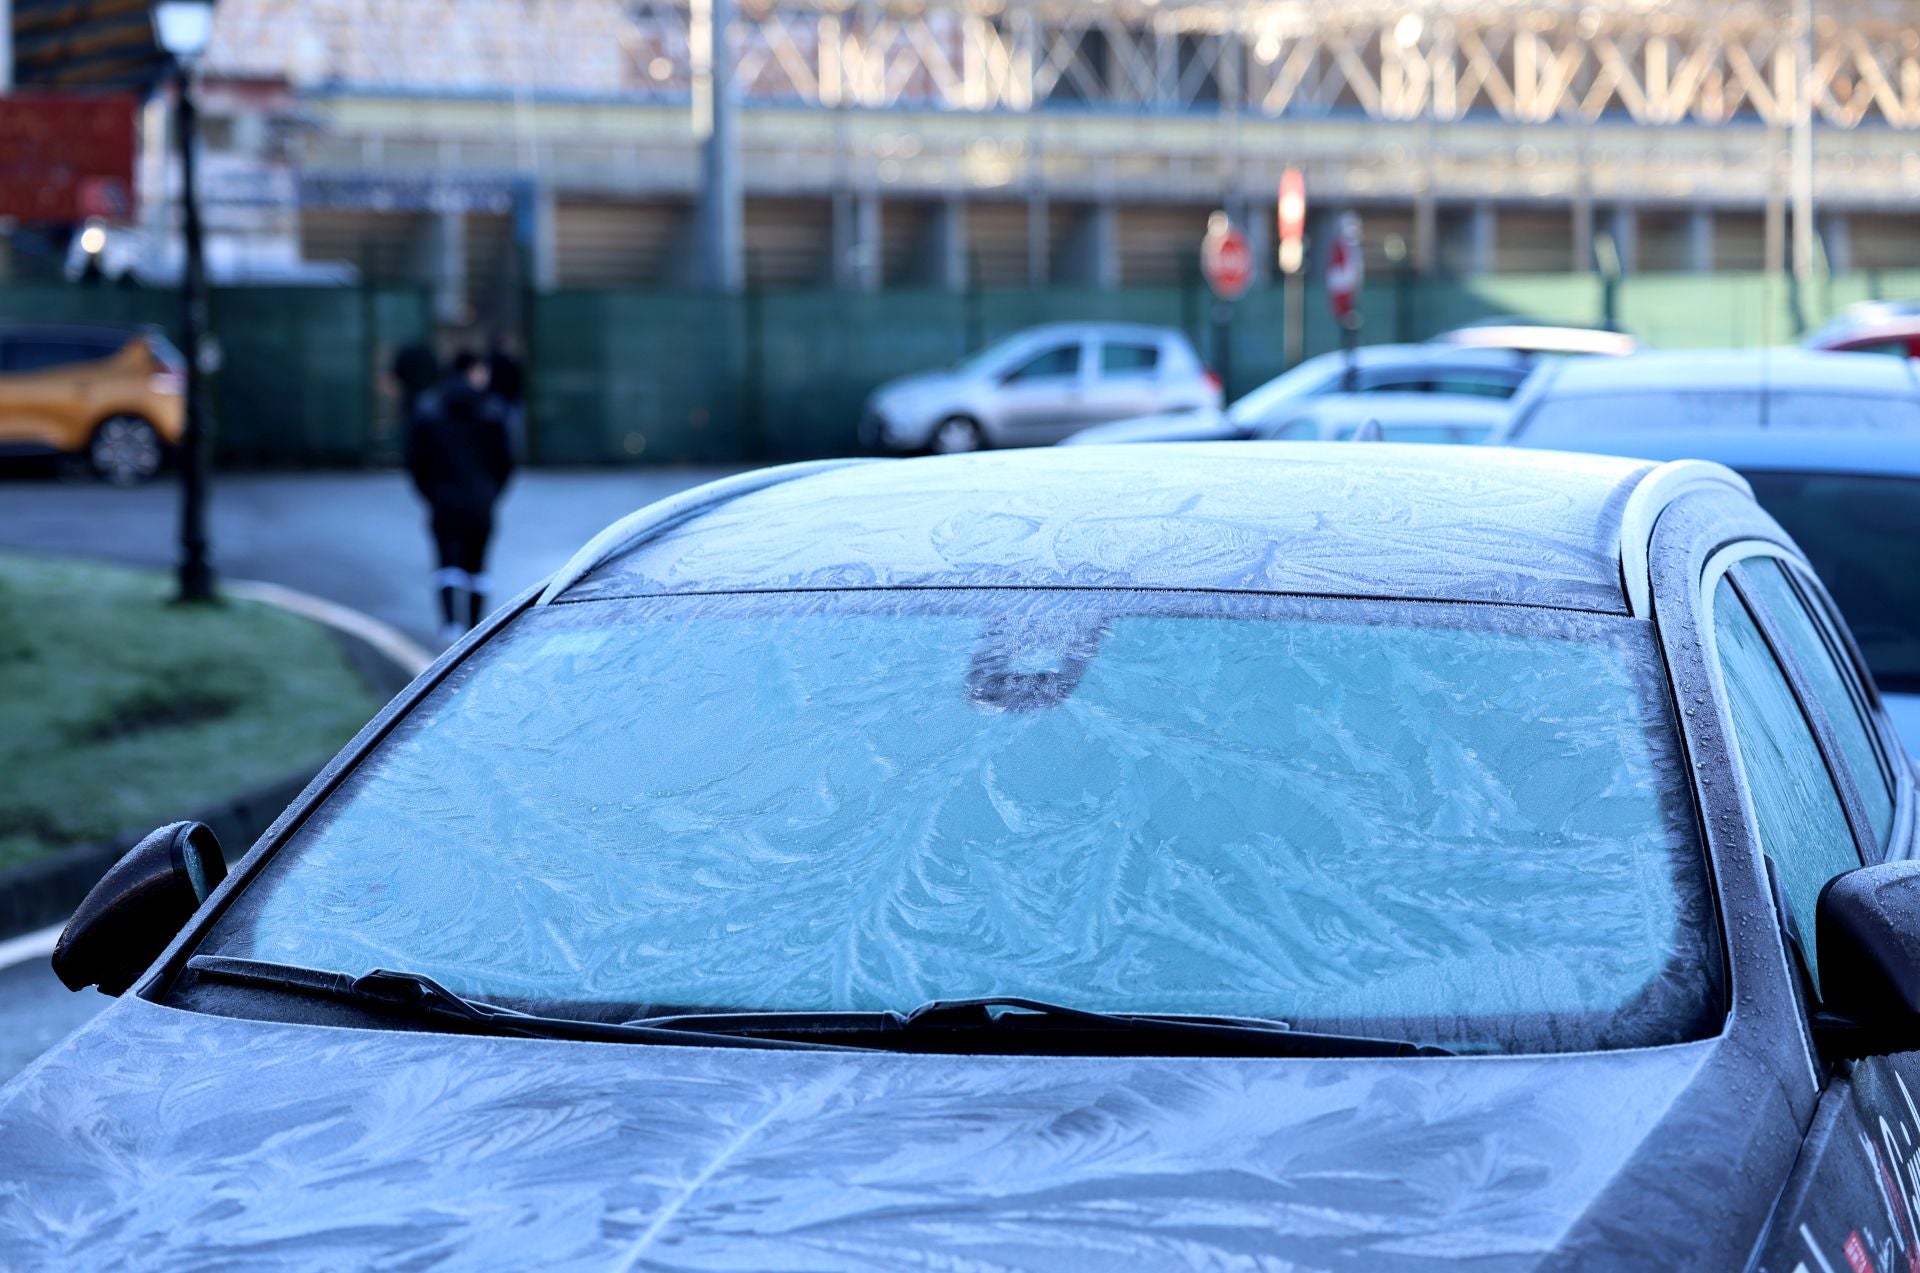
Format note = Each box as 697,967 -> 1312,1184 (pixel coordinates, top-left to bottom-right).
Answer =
0,324 -> 186,484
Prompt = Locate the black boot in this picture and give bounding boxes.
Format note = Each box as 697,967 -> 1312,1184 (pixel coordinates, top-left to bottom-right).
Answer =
466,589 -> 487,630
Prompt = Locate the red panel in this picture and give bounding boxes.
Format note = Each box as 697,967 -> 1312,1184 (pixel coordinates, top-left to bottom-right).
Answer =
0,93 -> 139,224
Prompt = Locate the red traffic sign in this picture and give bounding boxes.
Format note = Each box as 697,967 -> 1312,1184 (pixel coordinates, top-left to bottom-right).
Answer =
1326,212 -> 1364,323
1201,213 -> 1253,301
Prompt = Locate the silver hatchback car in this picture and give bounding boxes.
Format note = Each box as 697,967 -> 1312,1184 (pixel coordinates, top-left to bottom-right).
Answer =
860,322 -> 1219,453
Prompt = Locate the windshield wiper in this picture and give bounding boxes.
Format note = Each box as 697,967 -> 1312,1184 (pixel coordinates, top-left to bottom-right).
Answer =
184,955 -> 853,1052
627,995 -> 1453,1057
187,961 -> 1451,1057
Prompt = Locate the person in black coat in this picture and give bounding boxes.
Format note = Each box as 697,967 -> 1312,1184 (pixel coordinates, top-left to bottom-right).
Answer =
486,339 -> 527,458
390,342 -> 440,422
405,350 -> 514,640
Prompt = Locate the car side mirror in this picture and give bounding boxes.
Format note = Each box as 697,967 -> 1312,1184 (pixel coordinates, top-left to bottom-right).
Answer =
51,822 -> 227,996
1815,861 -> 1920,1054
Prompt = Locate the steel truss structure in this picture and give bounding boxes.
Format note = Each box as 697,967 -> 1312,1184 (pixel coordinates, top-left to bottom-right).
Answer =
629,0 -> 1920,129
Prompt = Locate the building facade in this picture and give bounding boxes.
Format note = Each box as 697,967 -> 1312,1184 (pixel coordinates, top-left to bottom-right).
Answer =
21,0 -> 1920,329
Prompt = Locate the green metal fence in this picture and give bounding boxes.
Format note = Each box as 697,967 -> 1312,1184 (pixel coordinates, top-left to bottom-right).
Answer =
528,291 -> 750,465
10,271 -> 1920,468
527,269 -> 1920,464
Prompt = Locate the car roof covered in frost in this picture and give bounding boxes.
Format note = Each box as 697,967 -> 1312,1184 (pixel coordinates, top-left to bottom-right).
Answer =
558,442 -> 1658,615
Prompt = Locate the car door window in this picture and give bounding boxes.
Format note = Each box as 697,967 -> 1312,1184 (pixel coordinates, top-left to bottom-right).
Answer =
1837,339 -> 1909,358
1379,422 -> 1495,444
1744,472 -> 1920,698
1358,372 -> 1430,393
64,337 -> 118,368
1,335 -> 114,373
1767,393 -> 1920,430
1428,373 -> 1521,400
1099,342 -> 1159,377
1004,344 -> 1082,383
0,337 -> 58,373
1739,558 -> 1896,853
1714,575 -> 1863,986
1256,417 -> 1321,440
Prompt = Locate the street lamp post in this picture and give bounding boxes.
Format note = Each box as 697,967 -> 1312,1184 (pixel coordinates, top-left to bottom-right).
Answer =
154,1 -> 216,603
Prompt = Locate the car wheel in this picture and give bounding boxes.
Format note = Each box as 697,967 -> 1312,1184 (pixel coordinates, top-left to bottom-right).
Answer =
89,415 -> 164,486
929,416 -> 985,455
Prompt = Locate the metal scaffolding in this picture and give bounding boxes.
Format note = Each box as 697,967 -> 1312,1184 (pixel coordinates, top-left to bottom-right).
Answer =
198,0 -> 1920,130
179,1 -> 1920,296
628,0 -> 1920,129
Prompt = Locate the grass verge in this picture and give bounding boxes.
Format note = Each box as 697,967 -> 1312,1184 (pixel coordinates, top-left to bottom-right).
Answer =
0,552 -> 383,871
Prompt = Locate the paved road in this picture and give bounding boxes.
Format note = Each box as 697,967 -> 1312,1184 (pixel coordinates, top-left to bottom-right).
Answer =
0,465 -> 737,1080
0,948 -> 107,1082
0,466 -> 740,644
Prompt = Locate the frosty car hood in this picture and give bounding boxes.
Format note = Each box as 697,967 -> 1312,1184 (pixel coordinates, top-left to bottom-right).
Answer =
0,995 -> 1781,1270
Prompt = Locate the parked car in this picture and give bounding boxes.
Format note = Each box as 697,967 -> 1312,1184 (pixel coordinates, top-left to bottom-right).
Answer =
0,323 -> 185,484
1062,343 -> 1531,445
7,444 -> 1919,1268
1499,350 -> 1920,439
1805,300 -> 1920,358
1430,319 -> 1639,358
1498,349 -> 1920,749
859,323 -> 1219,453
1258,393 -> 1508,443
1064,392 -> 1503,449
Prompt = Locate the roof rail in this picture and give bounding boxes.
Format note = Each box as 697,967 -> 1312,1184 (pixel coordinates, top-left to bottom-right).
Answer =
535,458 -> 876,605
1616,459 -> 1753,619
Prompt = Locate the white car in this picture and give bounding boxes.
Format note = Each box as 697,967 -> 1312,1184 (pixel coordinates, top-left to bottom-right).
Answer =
1430,322 -> 1638,357
1249,393 -> 1510,445
1500,349 -> 1920,753
1068,392 -> 1509,447
1063,344 -> 1533,446
860,323 -> 1219,454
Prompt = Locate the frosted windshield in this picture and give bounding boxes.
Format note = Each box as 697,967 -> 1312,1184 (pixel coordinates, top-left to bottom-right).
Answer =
208,591 -> 1718,1054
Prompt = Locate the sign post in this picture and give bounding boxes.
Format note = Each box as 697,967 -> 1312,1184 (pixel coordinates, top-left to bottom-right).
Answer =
1276,168 -> 1306,367
1327,212 -> 1364,391
1201,210 -> 1252,400
153,1 -> 218,605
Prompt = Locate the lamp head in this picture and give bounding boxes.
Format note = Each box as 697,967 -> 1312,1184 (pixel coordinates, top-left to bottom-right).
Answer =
153,1 -> 215,64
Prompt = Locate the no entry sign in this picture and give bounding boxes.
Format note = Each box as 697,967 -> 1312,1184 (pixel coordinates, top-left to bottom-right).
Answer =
1327,212 -> 1364,324
1201,213 -> 1253,302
